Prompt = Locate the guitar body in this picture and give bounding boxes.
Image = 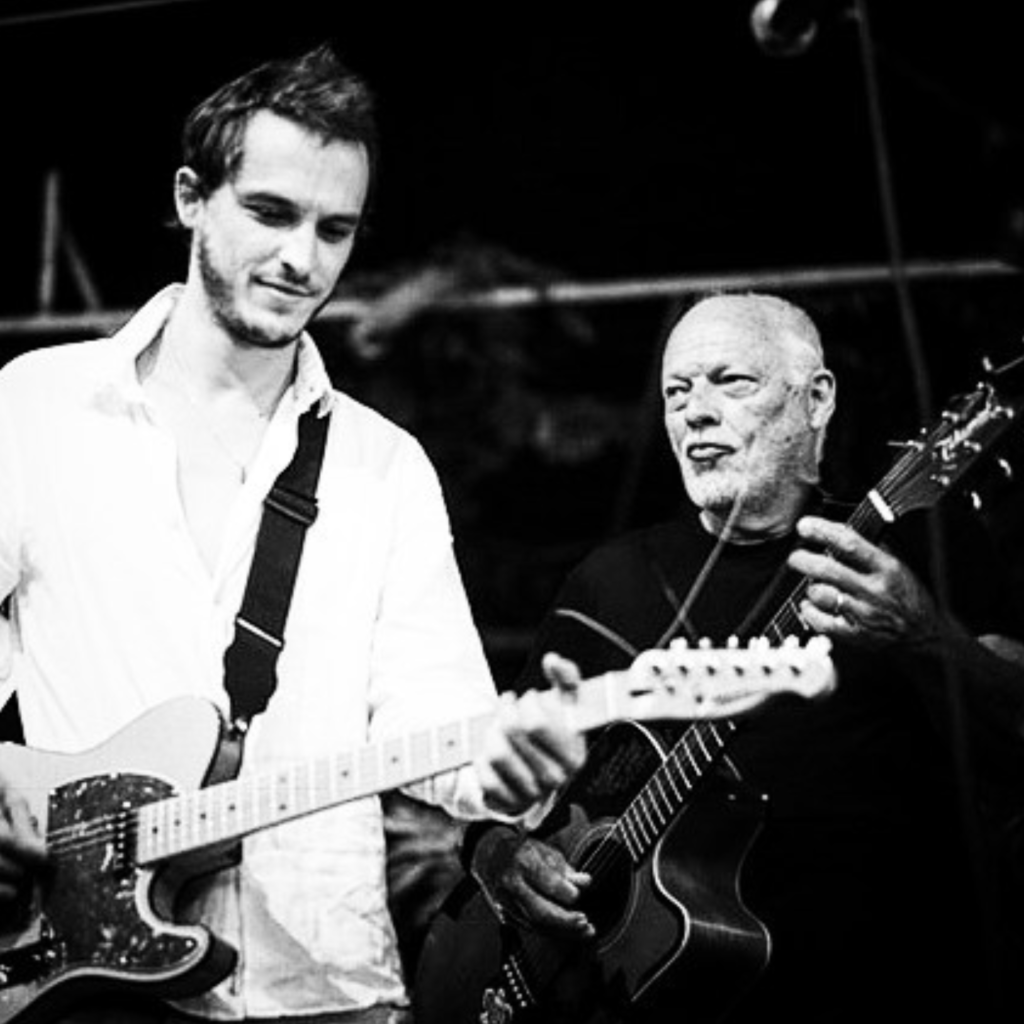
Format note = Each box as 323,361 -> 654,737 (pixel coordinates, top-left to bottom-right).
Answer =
0,697 -> 240,1024
414,721 -> 770,1024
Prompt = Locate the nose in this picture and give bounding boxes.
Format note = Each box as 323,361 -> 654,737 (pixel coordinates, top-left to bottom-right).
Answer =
278,222 -> 318,283
684,380 -> 721,428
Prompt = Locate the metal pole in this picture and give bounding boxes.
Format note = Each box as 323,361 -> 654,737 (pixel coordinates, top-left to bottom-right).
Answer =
1,259 -> 1017,341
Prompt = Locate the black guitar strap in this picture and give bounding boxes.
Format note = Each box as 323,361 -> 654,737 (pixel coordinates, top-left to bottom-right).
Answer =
222,405 -> 331,734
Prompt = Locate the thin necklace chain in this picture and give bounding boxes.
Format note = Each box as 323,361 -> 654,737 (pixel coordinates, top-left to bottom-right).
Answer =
162,338 -> 272,485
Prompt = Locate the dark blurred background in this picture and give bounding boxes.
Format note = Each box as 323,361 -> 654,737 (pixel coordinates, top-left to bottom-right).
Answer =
3,0 -> 1024,686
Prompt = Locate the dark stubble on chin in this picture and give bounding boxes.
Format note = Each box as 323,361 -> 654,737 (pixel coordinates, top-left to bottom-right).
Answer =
197,231 -> 327,350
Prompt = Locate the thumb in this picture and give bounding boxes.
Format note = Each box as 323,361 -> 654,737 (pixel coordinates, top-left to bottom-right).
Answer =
540,652 -> 582,697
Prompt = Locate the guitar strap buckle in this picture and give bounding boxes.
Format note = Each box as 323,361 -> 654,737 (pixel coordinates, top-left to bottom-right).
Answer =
264,483 -> 319,527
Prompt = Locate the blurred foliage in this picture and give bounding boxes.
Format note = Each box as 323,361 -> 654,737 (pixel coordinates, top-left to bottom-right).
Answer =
338,238 -> 634,525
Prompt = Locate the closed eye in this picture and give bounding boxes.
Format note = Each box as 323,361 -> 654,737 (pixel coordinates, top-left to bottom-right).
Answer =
246,200 -> 296,227
318,219 -> 359,245
719,374 -> 758,395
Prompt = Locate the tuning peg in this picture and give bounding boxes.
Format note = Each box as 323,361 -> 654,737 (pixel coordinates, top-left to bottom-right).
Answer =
998,457 -> 1014,482
726,635 -> 740,648
968,490 -> 983,512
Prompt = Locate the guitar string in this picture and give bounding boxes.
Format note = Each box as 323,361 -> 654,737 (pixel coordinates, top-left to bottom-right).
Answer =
46,804 -> 176,855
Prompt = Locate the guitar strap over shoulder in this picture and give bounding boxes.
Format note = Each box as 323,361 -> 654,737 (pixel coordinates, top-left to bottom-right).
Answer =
222,405 -> 331,734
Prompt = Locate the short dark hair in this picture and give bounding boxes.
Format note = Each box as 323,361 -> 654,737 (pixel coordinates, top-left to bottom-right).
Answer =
181,43 -> 378,201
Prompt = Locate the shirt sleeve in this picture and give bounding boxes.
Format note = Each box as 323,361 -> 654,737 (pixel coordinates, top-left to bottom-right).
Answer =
365,435 -> 500,819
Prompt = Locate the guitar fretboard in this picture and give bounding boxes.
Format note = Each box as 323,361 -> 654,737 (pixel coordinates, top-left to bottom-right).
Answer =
134,713 -> 495,863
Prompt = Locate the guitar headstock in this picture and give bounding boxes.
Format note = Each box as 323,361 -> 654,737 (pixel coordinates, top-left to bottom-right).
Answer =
577,635 -> 836,725
877,362 -> 1024,519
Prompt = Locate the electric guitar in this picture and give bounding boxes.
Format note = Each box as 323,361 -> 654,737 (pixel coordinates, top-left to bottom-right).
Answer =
413,365 -> 1024,1024
0,640 -> 835,1024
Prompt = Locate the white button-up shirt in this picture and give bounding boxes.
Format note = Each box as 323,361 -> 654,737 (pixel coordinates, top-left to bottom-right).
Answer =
0,287 -> 499,1018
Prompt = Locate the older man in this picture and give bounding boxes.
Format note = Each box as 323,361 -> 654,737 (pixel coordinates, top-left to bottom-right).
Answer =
445,292 -> 1024,1023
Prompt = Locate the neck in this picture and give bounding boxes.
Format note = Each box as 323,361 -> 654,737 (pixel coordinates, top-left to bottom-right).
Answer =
153,292 -> 296,420
698,487 -> 812,545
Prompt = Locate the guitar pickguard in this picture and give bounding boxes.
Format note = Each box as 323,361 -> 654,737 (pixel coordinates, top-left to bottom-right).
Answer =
40,774 -> 200,975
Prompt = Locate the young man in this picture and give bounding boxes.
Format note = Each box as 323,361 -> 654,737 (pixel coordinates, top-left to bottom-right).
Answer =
458,292 -> 1024,1022
0,45 -> 583,1023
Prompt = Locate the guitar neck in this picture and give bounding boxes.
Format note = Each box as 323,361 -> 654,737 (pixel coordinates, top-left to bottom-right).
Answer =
133,673 -> 647,866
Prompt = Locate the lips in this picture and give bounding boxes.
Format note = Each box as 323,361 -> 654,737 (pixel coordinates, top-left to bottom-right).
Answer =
687,442 -> 733,463
258,279 -> 314,300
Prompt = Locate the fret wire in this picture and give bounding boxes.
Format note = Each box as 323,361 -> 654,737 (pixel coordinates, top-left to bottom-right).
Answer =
666,750 -> 695,793
661,759 -> 685,801
679,735 -> 701,780
636,794 -> 657,843
177,793 -> 189,852
315,758 -> 330,816
358,746 -> 377,797
293,761 -> 307,816
645,785 -> 667,828
649,770 -> 672,820
692,724 -> 712,763
619,809 -> 643,859
408,730 -> 428,780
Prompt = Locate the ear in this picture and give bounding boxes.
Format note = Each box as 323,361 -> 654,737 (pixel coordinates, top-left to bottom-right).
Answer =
174,167 -> 204,229
807,368 -> 836,431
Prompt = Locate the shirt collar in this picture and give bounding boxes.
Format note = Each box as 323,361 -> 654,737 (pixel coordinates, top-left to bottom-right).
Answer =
97,284 -> 336,417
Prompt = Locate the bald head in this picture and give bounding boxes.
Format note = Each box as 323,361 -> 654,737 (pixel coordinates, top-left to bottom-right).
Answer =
673,292 -> 826,385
